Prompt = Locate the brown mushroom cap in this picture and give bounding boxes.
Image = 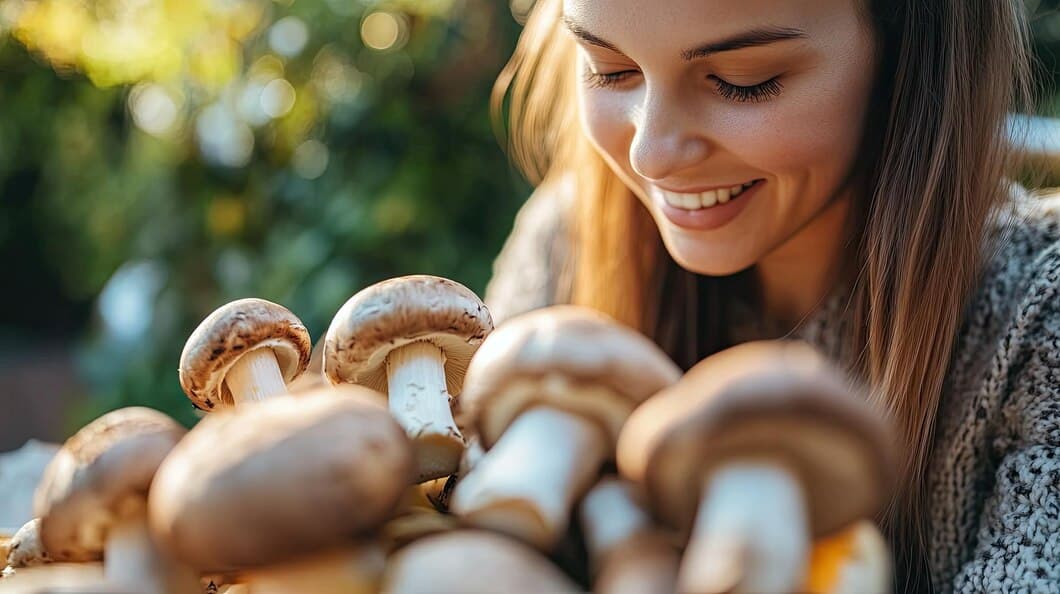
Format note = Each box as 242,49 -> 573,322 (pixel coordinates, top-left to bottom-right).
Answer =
323,275 -> 493,395
382,531 -> 581,593
32,407 -> 186,563
617,340 -> 894,539
460,305 -> 681,448
149,386 -> 413,572
179,298 -> 312,410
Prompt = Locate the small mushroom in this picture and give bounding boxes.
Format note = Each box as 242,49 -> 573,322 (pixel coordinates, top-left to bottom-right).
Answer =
451,305 -> 681,550
382,531 -> 581,593
5,519 -> 49,570
324,275 -> 494,482
33,407 -> 200,594
149,386 -> 412,578
617,340 -> 894,594
580,478 -> 679,594
179,298 -> 312,410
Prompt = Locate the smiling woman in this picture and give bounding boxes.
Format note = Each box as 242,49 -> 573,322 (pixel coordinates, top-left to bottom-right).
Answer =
566,0 -> 876,295
485,0 -> 1058,592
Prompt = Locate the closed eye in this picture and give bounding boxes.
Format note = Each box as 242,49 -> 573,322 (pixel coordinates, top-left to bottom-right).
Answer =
583,68 -> 784,104
711,76 -> 784,103
582,68 -> 639,89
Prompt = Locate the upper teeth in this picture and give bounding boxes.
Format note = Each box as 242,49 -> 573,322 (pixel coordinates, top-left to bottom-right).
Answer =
660,181 -> 756,210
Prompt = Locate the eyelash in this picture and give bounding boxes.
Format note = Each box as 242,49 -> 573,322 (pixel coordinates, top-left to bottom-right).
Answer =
582,70 -> 783,103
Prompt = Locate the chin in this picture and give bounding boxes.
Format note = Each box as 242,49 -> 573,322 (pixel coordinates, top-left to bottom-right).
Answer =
660,231 -> 760,277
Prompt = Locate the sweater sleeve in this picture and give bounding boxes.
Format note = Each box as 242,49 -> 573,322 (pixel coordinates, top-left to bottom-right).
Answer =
951,241 -> 1060,592
483,177 -> 574,324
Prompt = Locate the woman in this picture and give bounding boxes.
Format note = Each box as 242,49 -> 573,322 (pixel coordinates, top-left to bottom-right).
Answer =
483,0 -> 1058,592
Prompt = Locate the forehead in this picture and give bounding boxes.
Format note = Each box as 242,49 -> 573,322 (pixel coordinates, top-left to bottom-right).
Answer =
562,0 -> 855,43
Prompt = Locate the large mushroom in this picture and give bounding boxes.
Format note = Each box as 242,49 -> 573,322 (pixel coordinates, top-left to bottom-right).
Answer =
324,275 -> 493,482
179,298 -> 312,411
33,407 -> 200,594
451,305 -> 681,550
149,386 -> 412,591
382,531 -> 581,593
580,478 -> 679,594
617,340 -> 894,594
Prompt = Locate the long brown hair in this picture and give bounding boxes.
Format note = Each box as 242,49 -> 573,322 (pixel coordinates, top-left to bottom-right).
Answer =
493,0 -> 1037,590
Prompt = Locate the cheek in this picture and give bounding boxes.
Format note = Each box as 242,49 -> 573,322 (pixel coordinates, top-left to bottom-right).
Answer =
578,86 -> 634,161
717,69 -> 874,183
720,90 -> 869,181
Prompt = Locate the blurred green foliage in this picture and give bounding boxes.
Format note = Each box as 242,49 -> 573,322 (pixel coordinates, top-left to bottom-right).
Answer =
0,0 -> 1057,429
0,0 -> 529,427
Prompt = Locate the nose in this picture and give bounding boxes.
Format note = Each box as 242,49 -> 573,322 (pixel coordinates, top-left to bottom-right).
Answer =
628,88 -> 711,182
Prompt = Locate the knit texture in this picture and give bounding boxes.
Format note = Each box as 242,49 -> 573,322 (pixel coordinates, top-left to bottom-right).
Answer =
484,186 -> 1060,593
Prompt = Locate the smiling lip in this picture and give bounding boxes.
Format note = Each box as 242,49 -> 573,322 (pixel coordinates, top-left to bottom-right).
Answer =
653,179 -> 764,231
656,182 -> 753,194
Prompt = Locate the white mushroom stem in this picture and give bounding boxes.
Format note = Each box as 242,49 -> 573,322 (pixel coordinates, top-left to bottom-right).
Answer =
678,460 -> 810,594
386,341 -> 464,482
582,479 -> 679,594
452,406 -> 608,550
225,348 -> 288,405
581,479 -> 652,558
105,514 -> 201,594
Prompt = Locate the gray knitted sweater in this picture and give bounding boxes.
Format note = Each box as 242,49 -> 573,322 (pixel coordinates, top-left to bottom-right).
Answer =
483,184 -> 1060,593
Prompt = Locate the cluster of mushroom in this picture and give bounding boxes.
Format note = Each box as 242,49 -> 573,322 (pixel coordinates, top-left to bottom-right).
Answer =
1,274 -> 896,594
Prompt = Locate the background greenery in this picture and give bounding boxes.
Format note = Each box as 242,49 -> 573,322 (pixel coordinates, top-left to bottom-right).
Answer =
0,0 -> 1057,444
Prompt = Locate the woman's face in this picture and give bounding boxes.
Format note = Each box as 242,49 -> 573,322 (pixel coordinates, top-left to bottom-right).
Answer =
565,0 -> 877,276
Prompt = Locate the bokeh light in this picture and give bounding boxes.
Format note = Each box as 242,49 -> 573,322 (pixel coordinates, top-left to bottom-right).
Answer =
292,139 -> 329,179
261,78 -> 297,118
129,83 -> 182,137
268,16 -> 308,58
360,11 -> 407,52
196,104 -> 255,167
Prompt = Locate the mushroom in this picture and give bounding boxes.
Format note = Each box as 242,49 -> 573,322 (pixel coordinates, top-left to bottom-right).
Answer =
5,519 -> 49,570
451,305 -> 681,550
580,478 -> 679,594
179,298 -> 312,411
324,275 -> 493,482
617,340 -> 894,594
33,407 -> 201,594
149,386 -> 412,588
382,531 -> 581,593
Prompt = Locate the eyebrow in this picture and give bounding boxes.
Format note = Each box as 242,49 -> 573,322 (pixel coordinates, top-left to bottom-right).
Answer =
561,16 -> 807,61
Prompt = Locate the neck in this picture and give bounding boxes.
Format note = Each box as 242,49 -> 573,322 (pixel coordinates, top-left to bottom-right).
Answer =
754,193 -> 853,330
